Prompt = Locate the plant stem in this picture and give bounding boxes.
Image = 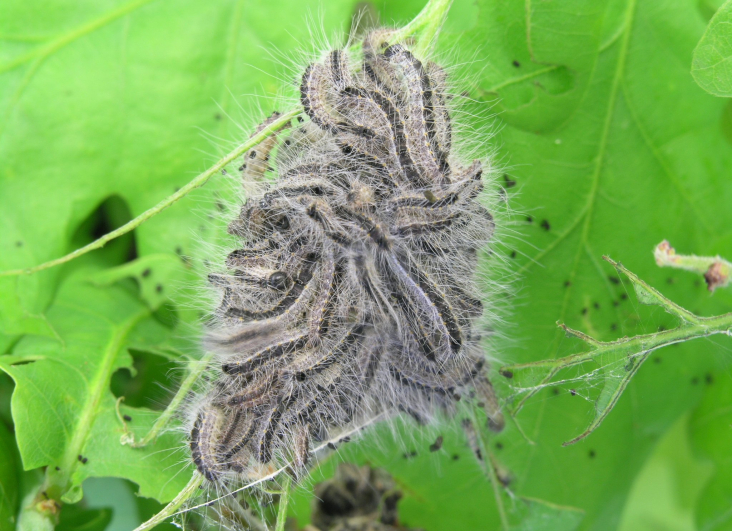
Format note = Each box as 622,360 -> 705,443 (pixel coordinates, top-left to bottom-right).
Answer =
391,0 -> 453,56
133,473 -> 204,531
0,109 -> 298,278
501,256 -> 732,445
469,410 -> 508,530
655,239 -> 731,291
275,474 -> 292,531
125,351 -> 216,448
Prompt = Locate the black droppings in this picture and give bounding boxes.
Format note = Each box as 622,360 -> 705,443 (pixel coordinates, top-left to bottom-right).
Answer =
526,215 -> 533,224
141,268 -> 151,278
705,373 -> 714,385
593,302 -> 600,310
581,307 -> 588,315
452,454 -> 460,461
609,276 -> 621,285
495,442 -> 503,450
569,389 -> 577,396
500,369 -> 513,379
621,293 -> 628,300
512,60 -> 521,68
156,284 -> 163,293
327,442 -> 337,450
540,219 -> 551,231
123,414 -> 132,422
588,449 -> 596,459
503,174 -> 516,188
610,323 -> 617,331
564,280 -> 571,288
429,436 -> 443,452
510,250 -> 517,259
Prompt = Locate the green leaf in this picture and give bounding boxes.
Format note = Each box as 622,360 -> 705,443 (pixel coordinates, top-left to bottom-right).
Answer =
0,273 -> 190,504
0,421 -> 19,531
2,0 -> 732,530
619,412 -> 713,531
509,498 -> 584,531
689,368 -> 732,530
692,0 -> 732,96
56,506 -> 112,531
91,254 -> 190,311
440,0 -> 732,528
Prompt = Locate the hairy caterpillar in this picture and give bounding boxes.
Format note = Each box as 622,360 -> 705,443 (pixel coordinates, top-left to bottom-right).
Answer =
189,27 -> 505,486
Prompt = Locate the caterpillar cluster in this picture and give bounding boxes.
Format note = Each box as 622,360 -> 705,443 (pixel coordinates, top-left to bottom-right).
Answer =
190,29 -> 504,485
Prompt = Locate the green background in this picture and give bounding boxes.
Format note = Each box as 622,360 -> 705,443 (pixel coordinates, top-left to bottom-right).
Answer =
2,0 -> 732,529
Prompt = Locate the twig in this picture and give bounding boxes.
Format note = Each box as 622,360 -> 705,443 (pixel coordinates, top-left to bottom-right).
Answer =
133,472 -> 204,531
275,474 -> 292,531
655,239 -> 731,292
121,351 -> 216,448
501,255 -> 732,446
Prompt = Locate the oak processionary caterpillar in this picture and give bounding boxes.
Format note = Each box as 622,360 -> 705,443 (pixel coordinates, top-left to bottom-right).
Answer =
189,27 -> 505,491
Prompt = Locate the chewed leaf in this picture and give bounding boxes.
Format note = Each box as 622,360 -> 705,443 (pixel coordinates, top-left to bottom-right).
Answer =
0,272 -> 190,503
692,0 -> 732,97
501,259 -> 732,445
91,254 -> 189,311
605,258 -> 700,323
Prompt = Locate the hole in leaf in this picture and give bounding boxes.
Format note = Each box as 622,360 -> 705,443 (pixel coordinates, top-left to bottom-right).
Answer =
71,195 -> 137,265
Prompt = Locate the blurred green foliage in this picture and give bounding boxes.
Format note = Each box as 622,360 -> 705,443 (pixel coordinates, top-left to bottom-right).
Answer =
1,0 -> 732,529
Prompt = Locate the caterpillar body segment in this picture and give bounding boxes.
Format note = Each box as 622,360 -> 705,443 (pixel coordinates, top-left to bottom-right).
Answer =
192,30 -> 503,484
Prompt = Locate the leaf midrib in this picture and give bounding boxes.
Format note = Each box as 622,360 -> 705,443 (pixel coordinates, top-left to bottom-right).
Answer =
44,307 -> 148,497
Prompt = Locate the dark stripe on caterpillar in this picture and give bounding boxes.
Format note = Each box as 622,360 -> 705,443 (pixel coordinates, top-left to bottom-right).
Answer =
222,334 -> 308,375
383,44 -> 450,182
